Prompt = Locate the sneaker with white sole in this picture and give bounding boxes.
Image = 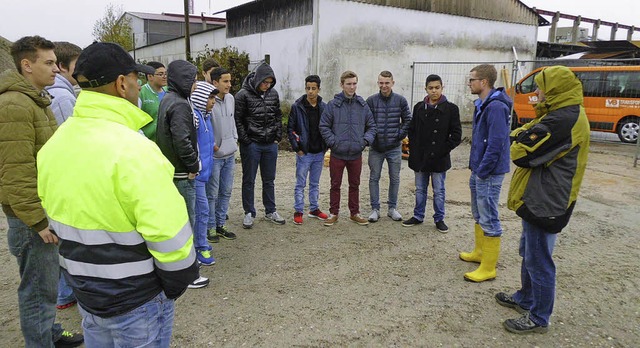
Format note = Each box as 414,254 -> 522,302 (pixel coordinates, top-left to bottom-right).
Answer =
435,220 -> 449,233
402,217 -> 423,227
324,214 -> 338,226
188,276 -> 210,289
387,208 -> 402,221
242,213 -> 254,229
351,214 -> 369,226
216,225 -> 237,240
368,209 -> 380,222
196,249 -> 215,266
265,211 -> 286,225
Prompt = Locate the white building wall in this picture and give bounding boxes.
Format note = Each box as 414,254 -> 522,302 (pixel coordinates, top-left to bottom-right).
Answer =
316,0 -> 537,99
125,14 -> 147,47
131,28 -> 227,65
227,25 -> 313,104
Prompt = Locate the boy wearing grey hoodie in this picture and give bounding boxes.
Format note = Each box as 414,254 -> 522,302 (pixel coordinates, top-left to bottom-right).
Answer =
206,68 -> 238,242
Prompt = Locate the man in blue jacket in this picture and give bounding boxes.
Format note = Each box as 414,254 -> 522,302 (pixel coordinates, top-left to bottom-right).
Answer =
366,70 -> 412,223
287,75 -> 329,225
459,64 -> 512,283
320,71 -> 377,226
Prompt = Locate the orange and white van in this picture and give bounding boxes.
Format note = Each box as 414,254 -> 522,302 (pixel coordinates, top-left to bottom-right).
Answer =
513,65 -> 640,143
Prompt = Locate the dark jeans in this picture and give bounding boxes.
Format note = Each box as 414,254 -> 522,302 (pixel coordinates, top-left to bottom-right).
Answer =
7,216 -> 63,347
329,155 -> 362,216
240,142 -> 278,216
512,220 -> 558,327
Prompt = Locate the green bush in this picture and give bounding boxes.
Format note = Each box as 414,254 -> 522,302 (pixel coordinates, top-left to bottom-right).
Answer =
191,45 -> 250,95
280,100 -> 291,126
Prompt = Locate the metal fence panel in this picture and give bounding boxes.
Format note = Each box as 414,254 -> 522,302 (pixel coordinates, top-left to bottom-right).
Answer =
411,61 -> 513,124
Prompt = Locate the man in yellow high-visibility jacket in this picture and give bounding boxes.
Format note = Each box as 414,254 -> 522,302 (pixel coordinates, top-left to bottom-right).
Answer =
37,42 -> 199,347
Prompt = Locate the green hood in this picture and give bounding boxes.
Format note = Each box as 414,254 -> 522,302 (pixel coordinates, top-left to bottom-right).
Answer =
533,66 -> 583,117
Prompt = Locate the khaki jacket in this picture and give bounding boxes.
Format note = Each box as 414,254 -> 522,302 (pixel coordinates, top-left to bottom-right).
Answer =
0,70 -> 57,231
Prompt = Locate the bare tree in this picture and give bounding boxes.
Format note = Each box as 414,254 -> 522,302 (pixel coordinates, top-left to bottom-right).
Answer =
92,4 -> 133,51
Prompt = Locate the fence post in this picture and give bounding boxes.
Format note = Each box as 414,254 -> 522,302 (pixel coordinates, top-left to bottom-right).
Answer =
509,60 -> 519,128
634,137 -> 640,167
410,62 -> 415,108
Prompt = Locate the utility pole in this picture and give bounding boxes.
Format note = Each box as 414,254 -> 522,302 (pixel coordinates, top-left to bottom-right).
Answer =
184,0 -> 191,61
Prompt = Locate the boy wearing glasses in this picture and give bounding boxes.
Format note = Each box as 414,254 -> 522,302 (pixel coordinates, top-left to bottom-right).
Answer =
460,64 -> 512,283
140,61 -> 168,141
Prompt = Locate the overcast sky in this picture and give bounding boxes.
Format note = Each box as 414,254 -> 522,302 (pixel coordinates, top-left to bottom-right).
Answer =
1,0 -> 638,46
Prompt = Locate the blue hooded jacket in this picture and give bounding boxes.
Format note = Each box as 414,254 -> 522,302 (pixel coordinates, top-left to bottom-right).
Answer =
195,108 -> 214,182
469,88 -> 512,179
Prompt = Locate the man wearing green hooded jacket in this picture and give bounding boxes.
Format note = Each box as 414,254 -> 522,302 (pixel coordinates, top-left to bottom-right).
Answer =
495,65 -> 590,334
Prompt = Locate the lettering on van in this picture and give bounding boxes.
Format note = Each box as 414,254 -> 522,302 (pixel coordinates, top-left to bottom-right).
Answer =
528,96 -> 538,104
606,99 -> 640,108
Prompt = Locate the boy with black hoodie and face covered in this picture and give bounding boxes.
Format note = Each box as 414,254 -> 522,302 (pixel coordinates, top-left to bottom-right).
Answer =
234,62 -> 285,229
156,60 -> 209,289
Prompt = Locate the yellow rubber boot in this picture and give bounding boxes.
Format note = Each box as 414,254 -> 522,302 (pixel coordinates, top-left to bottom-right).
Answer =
464,236 -> 501,282
459,224 -> 484,263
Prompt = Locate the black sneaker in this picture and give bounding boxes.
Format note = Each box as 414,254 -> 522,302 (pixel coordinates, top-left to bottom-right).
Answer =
207,228 -> 220,243
435,220 -> 449,233
402,217 -> 423,227
54,330 -> 84,348
495,292 -> 529,314
187,276 -> 210,289
216,225 -> 237,240
503,313 -> 548,334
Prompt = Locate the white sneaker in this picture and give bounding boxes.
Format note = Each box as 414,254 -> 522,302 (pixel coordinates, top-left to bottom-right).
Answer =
265,211 -> 286,225
368,209 -> 380,223
187,276 -> 210,289
387,208 -> 403,221
242,213 -> 254,229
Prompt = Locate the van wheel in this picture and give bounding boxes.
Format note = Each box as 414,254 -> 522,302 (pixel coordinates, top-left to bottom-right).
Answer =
617,117 -> 639,143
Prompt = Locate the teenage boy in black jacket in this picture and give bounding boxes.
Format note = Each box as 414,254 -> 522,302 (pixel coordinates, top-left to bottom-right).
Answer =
403,74 -> 462,232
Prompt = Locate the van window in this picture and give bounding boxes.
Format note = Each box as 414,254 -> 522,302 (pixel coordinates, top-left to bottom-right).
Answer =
575,71 -> 604,97
615,71 -> 640,98
519,72 -> 538,94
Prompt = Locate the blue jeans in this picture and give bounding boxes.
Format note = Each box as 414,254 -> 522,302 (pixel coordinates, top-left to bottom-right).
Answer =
7,216 -> 63,347
174,179 -> 196,228
194,180 -> 211,251
57,274 -> 75,306
207,156 -> 235,229
412,171 -> 446,222
368,146 -> 402,210
469,172 -> 505,237
240,142 -> 278,216
78,291 -> 175,348
294,152 -> 324,212
512,220 -> 558,327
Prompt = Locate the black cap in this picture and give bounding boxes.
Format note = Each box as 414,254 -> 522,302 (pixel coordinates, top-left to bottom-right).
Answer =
209,88 -> 219,98
74,42 -> 155,88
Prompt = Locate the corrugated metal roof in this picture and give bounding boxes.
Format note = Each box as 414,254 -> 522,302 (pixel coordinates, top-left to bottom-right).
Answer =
581,40 -> 640,50
127,12 -> 226,25
218,0 -> 540,26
